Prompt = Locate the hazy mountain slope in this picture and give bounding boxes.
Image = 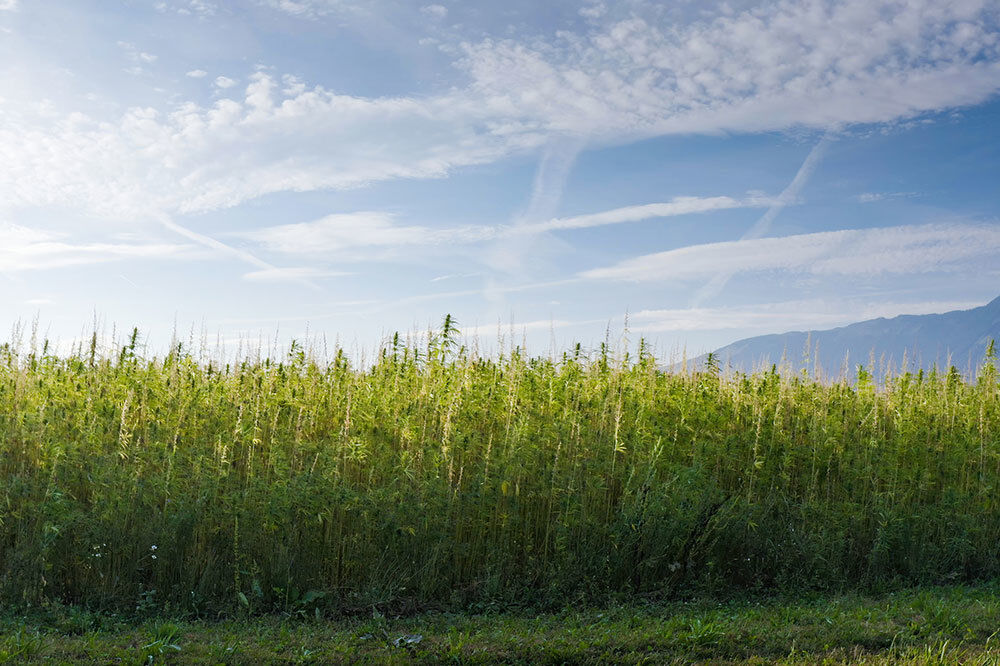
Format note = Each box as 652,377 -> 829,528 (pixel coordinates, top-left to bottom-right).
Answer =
693,295 -> 1000,377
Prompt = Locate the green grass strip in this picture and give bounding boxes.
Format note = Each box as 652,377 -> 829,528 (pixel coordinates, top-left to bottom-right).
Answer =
3,584 -> 1000,664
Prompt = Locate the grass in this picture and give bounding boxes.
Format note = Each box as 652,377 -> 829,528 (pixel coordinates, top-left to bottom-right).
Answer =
3,584 -> 1000,663
1,318 -> 999,615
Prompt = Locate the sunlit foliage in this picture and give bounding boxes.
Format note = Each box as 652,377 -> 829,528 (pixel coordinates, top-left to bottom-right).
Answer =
1,321 -> 998,613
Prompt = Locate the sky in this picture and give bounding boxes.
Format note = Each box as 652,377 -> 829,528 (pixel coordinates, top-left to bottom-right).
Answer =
1,0 -> 999,360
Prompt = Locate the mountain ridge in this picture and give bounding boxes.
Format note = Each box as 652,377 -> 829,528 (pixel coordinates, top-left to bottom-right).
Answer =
687,296 -> 1000,378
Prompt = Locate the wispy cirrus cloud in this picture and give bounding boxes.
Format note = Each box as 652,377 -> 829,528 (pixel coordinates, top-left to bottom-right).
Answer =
242,267 -> 352,282
430,272 -> 480,283
582,223 -> 1000,282
516,195 -> 765,234
236,211 -> 494,254
239,195 -> 764,256
0,223 -> 192,273
857,191 -> 916,203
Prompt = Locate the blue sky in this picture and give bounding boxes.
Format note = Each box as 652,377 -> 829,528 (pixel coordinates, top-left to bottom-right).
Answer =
1,0 -> 999,359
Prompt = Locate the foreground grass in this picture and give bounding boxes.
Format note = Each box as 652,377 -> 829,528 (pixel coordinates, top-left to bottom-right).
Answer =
3,584 -> 1000,664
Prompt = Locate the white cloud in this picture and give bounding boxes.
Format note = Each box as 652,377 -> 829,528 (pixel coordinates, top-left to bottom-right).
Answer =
857,191 -> 915,203
420,4 -> 447,19
186,69 -> 208,78
188,0 -> 218,16
117,41 -> 158,68
214,75 -> 237,89
0,0 -> 17,10
461,0 -> 1000,138
242,267 -> 352,282
159,0 -> 218,17
0,72 -> 540,220
238,211 -> 493,254
582,223 -> 1000,282
430,272 -> 479,282
239,195 -> 761,256
256,0 -> 341,18
154,1 -> 217,17
516,195 -> 762,234
0,223 -> 191,272
1,2 -> 998,229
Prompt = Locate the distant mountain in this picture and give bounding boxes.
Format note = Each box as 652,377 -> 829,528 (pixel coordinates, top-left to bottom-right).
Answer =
689,295 -> 1000,379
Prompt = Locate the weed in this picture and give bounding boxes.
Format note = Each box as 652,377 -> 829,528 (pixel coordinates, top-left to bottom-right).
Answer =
0,320 -> 998,611
138,622 -> 181,664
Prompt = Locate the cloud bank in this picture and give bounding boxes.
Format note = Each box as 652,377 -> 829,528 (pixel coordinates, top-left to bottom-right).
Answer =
582,223 -> 1000,282
462,0 -> 1000,138
1,0 -> 998,226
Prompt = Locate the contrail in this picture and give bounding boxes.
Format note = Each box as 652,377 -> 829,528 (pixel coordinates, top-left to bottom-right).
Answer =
518,136 -> 586,225
153,212 -> 321,290
692,134 -> 832,306
484,134 -> 585,301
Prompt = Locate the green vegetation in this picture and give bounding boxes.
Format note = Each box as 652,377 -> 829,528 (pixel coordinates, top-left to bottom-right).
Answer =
3,584 -> 1000,663
1,319 -> 998,615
